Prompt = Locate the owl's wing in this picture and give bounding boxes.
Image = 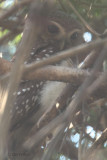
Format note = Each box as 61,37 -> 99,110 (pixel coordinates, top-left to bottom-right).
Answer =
10,44 -> 59,131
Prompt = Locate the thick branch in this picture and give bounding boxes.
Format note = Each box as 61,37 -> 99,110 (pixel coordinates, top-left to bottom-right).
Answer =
24,38 -> 107,74
1,38 -> 106,82
0,1 -> 45,158
23,66 -> 90,83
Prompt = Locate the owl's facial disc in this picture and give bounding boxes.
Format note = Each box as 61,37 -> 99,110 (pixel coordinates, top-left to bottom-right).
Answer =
41,20 -> 84,51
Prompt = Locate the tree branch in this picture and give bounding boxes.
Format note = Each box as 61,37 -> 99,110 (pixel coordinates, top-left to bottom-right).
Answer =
23,66 -> 90,83
0,0 -> 33,21
83,128 -> 107,160
66,0 -> 102,37
24,38 -> 107,74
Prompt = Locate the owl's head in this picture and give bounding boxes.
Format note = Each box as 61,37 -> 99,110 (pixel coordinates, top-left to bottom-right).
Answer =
45,11 -> 84,48
34,11 -> 84,49
27,2 -> 85,64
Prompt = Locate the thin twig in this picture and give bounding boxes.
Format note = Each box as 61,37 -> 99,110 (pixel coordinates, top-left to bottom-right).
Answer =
78,131 -> 83,160
89,98 -> 107,108
0,0 -> 33,21
83,128 -> 107,160
66,0 -> 101,37
41,124 -> 65,160
77,0 -> 107,9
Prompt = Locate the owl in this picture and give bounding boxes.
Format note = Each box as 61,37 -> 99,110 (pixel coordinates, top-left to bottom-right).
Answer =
8,8 -> 85,159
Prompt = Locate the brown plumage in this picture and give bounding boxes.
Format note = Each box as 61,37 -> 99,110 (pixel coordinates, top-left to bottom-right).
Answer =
8,9 -> 85,159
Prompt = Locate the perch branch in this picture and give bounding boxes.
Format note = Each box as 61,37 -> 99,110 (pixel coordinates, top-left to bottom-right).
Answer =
1,38 -> 106,81
24,38 -> 107,74
23,66 -> 91,83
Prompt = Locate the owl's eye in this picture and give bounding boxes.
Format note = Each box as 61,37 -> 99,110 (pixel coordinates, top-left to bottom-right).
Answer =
70,32 -> 78,40
47,24 -> 59,34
